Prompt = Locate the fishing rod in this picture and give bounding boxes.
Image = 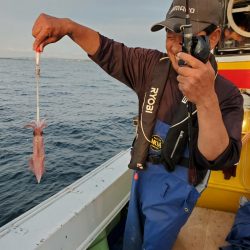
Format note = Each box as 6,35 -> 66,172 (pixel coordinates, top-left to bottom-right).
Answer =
179,0 -> 211,185
179,0 -> 211,64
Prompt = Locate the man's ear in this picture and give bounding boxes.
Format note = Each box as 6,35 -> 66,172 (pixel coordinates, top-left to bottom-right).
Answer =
209,28 -> 221,50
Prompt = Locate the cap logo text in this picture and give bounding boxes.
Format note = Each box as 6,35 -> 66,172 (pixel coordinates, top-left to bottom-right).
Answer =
170,6 -> 195,14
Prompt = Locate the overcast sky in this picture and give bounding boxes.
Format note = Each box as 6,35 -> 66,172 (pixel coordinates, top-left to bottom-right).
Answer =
0,0 -> 171,59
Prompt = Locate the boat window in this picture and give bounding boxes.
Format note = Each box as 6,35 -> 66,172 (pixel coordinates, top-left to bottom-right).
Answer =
215,0 -> 250,55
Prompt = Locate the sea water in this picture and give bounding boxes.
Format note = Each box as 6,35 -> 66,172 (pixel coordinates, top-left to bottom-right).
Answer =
0,57 -> 137,227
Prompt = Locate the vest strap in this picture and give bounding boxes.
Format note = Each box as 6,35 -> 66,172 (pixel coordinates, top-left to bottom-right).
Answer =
128,58 -> 170,170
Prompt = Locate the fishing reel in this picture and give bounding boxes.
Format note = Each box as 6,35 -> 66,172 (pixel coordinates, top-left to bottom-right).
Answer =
185,35 -> 210,63
175,0 -> 211,64
177,24 -> 211,65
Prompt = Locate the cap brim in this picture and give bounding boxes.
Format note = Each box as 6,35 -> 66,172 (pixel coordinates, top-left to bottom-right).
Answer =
151,18 -> 210,34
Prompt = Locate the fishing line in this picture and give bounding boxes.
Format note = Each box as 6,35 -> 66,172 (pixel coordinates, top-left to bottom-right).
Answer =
35,51 -> 40,123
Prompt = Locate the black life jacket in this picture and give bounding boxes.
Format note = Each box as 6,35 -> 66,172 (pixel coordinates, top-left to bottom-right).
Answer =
128,56 -> 203,185
128,58 -> 203,185
128,57 -> 197,181
128,54 -> 236,184
128,57 -> 171,170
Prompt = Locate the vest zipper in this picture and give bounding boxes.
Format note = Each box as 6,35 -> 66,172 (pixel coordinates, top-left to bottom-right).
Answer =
170,130 -> 184,159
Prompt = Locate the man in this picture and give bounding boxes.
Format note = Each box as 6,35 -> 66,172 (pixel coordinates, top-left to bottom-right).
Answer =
32,0 -> 243,249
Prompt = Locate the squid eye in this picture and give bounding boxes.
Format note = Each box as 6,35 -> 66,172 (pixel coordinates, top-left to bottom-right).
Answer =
33,131 -> 35,136
41,131 -> 44,136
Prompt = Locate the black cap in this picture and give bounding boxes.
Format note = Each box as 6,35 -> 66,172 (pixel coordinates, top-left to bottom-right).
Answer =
151,0 -> 221,34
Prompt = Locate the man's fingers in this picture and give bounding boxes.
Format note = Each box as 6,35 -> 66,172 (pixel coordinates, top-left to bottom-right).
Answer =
176,52 -> 215,79
32,13 -> 54,51
176,52 -> 203,69
177,64 -> 194,77
32,13 -> 47,37
33,35 -> 46,51
33,36 -> 60,51
178,82 -> 187,96
177,76 -> 193,97
42,37 -> 58,48
32,25 -> 42,38
177,75 -> 192,86
33,35 -> 47,51
33,29 -> 52,51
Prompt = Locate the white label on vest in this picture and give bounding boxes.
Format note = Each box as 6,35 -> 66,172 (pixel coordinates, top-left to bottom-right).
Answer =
145,87 -> 159,114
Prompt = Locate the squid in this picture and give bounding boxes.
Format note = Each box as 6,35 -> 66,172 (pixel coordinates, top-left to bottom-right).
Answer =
25,120 -> 47,183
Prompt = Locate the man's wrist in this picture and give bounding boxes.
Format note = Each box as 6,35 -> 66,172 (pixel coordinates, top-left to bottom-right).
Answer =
196,92 -> 219,111
63,18 -> 75,37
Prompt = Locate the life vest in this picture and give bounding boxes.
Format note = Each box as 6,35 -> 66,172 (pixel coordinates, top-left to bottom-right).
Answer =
128,54 -> 233,185
128,57 -> 171,171
129,57 -> 197,177
128,56 -> 202,184
128,54 -> 238,184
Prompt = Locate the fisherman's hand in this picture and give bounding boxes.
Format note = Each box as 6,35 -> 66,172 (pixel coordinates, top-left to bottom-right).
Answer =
176,52 -> 218,107
32,13 -> 72,52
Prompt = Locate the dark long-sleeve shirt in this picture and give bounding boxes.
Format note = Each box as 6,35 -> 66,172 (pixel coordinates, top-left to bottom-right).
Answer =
89,34 -> 244,174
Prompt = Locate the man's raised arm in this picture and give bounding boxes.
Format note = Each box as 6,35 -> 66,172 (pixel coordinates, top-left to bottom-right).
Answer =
32,13 -> 100,56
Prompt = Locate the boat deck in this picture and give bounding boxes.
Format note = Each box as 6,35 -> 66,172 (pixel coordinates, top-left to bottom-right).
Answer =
173,207 -> 235,250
